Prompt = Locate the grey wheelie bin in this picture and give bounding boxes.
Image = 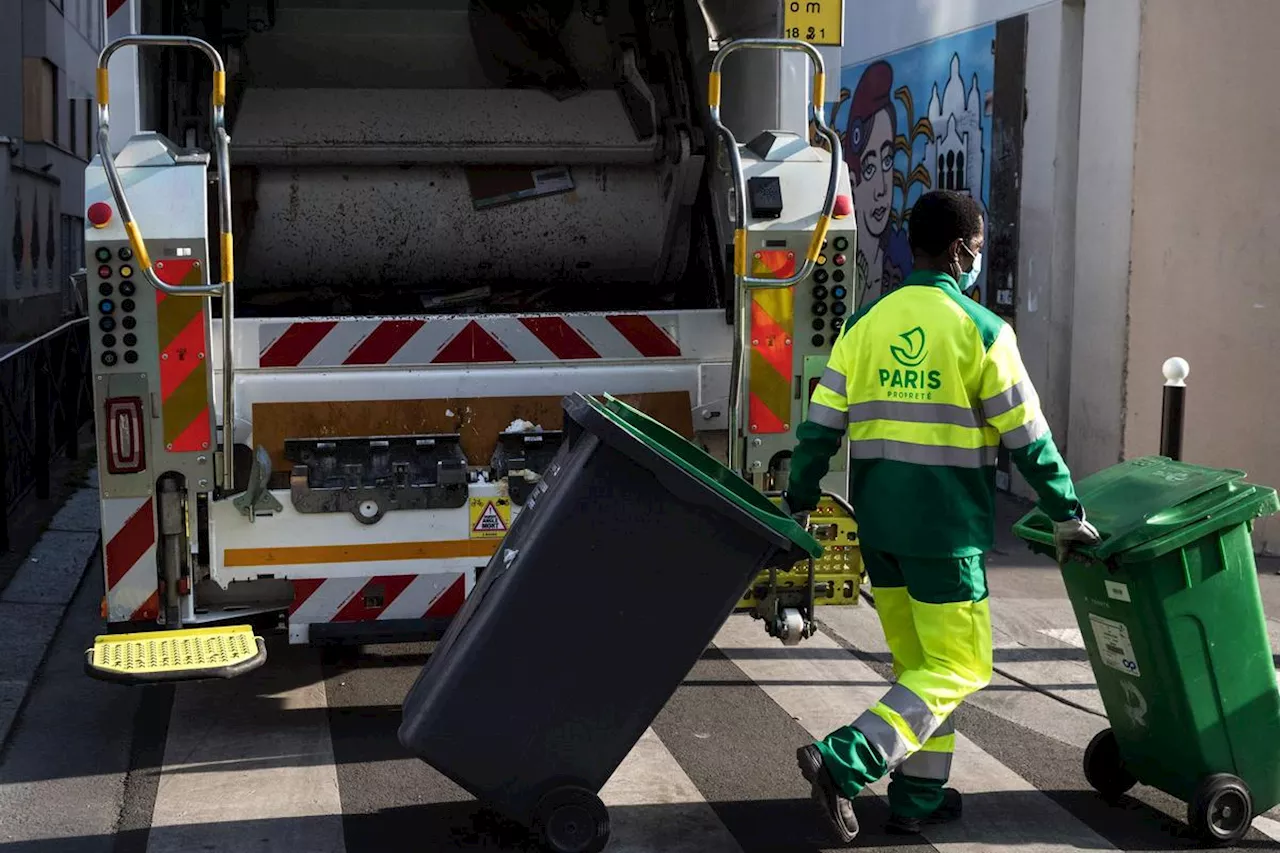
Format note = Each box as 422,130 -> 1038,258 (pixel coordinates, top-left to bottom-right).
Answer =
1013,456 -> 1280,846
398,392 -> 821,853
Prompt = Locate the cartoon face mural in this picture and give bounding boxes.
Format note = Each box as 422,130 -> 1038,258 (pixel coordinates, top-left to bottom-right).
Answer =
831,25 -> 995,308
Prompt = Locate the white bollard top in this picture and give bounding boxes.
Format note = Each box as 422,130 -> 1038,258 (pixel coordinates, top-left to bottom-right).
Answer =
1162,357 -> 1190,387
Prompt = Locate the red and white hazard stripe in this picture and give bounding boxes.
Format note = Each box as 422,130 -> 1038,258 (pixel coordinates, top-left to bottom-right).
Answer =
256,313 -> 685,368
286,571 -> 471,643
102,496 -> 160,623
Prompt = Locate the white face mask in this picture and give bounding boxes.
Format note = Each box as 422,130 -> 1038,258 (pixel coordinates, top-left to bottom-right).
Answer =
958,243 -> 982,290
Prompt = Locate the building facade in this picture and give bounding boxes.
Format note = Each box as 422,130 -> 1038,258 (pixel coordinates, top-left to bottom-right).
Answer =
839,0 -> 1279,553
0,0 -> 102,343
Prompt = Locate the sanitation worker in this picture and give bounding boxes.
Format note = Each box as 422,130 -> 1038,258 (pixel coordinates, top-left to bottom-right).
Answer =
781,189 -> 1100,842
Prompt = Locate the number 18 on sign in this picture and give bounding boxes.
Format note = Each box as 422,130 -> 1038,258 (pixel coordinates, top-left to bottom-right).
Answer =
783,0 -> 842,46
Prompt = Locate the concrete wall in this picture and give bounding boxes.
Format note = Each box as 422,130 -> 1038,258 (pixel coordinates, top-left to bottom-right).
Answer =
1064,0 -> 1142,477
1124,0 -> 1280,552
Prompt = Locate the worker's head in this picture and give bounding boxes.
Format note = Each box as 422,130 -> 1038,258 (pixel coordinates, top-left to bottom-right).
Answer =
907,190 -> 984,286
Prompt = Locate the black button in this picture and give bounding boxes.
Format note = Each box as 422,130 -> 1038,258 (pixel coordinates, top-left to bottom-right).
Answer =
124,350 -> 138,364
832,270 -> 845,283
832,285 -> 847,300
118,246 -> 133,261
812,302 -> 828,316
98,283 -> 113,296
831,317 -> 844,332
123,333 -> 137,347
834,236 -> 849,251
119,281 -> 136,297
98,265 -> 112,279
832,302 -> 847,316
122,316 -> 137,330
102,334 -> 117,348
121,298 -> 136,312
812,285 -> 828,301
101,351 -> 118,366
98,299 -> 114,314
813,269 -> 829,284
99,316 -> 116,332
811,334 -> 825,347
811,318 -> 824,332
95,247 -> 111,262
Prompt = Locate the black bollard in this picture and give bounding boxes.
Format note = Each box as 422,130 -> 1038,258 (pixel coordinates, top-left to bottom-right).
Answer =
1159,357 -> 1189,461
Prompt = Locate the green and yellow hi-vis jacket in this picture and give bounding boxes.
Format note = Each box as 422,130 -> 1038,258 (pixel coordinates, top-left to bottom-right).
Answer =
787,269 -> 1081,558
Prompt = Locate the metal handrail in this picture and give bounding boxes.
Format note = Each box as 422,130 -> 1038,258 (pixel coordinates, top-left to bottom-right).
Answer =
707,38 -> 842,474
96,35 -> 236,494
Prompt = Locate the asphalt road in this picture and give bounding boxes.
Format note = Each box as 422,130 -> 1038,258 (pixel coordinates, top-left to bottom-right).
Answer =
2,533 -> 1278,853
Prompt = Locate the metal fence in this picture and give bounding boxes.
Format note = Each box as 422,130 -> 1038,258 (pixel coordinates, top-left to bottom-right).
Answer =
0,317 -> 93,551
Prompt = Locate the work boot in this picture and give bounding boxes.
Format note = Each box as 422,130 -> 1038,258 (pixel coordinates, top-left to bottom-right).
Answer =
796,744 -> 859,843
885,787 -> 963,835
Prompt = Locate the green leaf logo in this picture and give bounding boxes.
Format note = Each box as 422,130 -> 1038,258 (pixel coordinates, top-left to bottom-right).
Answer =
890,327 -> 928,367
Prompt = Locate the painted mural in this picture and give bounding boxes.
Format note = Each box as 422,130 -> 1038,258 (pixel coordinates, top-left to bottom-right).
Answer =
830,24 -> 995,308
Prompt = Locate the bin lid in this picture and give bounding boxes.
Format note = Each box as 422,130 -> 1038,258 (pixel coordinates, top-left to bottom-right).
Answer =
1012,456 -> 1276,562
582,394 -> 823,559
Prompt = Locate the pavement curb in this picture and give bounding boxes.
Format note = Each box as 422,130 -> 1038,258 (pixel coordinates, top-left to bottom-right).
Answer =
0,468 -> 102,751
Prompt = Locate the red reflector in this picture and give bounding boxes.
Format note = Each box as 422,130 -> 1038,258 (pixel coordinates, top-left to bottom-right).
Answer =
105,397 -> 146,474
832,195 -> 853,219
88,202 -> 113,228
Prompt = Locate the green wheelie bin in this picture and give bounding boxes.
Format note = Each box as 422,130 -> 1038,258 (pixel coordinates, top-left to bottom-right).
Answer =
1013,456 -> 1280,846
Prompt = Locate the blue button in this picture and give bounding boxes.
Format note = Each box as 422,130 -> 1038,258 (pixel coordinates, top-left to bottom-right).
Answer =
98,299 -> 114,314
832,285 -> 847,300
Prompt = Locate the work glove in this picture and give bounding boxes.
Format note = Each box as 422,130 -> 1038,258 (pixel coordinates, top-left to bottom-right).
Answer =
1053,510 -> 1101,564
779,491 -> 811,530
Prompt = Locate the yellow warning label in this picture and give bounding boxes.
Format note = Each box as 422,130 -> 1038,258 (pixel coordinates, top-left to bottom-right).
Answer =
783,0 -> 842,46
469,497 -> 510,539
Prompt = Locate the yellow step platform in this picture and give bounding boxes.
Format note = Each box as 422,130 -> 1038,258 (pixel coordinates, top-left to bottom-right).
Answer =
85,624 -> 267,684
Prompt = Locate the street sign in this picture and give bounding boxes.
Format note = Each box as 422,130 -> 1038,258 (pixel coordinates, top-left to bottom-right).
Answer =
783,0 -> 842,46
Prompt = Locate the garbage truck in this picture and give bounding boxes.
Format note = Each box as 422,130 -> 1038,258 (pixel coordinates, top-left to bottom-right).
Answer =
81,0 -> 863,683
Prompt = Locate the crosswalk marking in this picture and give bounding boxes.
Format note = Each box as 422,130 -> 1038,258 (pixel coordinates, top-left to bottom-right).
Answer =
147,648 -> 345,853
600,728 -> 744,853
713,614 -> 1120,853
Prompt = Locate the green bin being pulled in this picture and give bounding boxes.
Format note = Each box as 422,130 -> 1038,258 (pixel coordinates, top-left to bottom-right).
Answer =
1013,456 -> 1280,846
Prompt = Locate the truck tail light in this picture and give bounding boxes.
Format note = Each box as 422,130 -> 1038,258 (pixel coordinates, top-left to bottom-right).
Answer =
105,397 -> 146,474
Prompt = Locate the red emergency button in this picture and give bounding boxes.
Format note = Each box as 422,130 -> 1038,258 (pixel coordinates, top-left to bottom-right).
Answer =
88,202 -> 113,228
832,194 -> 853,218
834,254 -> 846,266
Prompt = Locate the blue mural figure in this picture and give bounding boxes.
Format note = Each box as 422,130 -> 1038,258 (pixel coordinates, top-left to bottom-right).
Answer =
831,26 -> 994,308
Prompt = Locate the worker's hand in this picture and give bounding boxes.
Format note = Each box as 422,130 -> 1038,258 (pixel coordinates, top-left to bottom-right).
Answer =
1053,511 -> 1100,564
779,492 -> 811,530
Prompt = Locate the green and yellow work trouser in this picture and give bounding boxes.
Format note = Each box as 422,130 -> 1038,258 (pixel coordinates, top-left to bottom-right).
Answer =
813,549 -> 994,818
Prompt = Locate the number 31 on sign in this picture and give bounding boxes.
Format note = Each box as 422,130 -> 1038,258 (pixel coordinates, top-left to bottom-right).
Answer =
783,0 -> 843,46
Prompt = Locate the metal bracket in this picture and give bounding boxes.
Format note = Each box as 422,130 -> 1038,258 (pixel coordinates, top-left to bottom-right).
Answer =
285,434 -> 468,524
489,431 -> 565,506
233,445 -> 284,521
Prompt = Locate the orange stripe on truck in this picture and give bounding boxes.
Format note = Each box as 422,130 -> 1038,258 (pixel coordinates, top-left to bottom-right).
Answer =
224,539 -> 501,568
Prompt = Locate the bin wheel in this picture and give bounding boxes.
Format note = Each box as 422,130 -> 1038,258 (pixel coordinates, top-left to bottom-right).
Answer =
533,786 -> 610,853
1083,729 -> 1137,799
1188,774 -> 1253,845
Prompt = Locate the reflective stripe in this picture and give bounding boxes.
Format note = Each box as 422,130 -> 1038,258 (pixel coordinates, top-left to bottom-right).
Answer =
818,367 -> 847,397
847,400 -> 983,429
807,401 -> 846,429
899,749 -> 953,782
882,683 -> 940,743
1001,414 -> 1049,449
849,438 -> 999,469
981,379 -> 1031,419
853,708 -> 910,767
933,717 -> 955,737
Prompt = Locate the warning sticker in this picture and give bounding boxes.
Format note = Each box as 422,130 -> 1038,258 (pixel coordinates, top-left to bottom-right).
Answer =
469,497 -> 510,539
1089,613 -> 1141,677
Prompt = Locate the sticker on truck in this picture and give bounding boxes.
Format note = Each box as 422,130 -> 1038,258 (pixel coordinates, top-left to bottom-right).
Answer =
1089,613 -> 1141,677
